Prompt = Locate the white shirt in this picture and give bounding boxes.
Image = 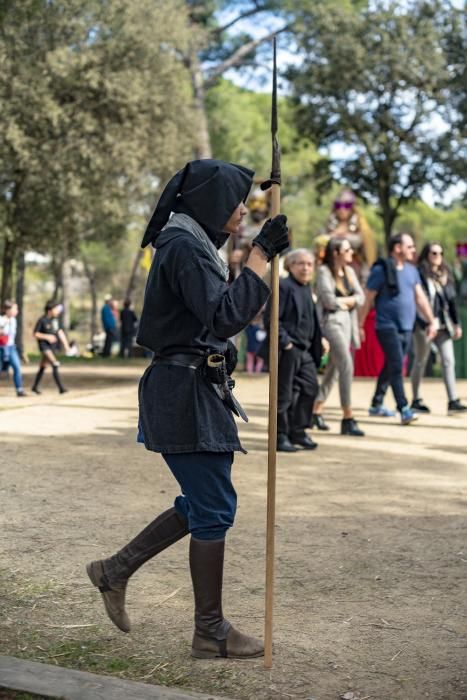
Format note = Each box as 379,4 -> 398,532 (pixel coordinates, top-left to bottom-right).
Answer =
0,315 -> 17,346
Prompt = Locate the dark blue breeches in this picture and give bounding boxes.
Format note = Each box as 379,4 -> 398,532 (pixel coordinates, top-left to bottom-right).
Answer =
163,452 -> 236,540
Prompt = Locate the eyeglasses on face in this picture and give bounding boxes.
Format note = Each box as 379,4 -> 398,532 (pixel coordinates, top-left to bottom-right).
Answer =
341,247 -> 353,253
429,249 -> 443,256
334,201 -> 353,210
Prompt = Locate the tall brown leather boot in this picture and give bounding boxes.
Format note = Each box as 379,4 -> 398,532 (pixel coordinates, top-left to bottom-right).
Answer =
87,507 -> 188,633
190,537 -> 264,659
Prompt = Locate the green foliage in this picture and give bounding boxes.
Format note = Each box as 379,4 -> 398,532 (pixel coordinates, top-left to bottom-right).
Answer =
287,0 -> 466,239
0,0 -> 195,297
394,200 -> 466,263
206,78 -> 326,246
206,78 -> 465,255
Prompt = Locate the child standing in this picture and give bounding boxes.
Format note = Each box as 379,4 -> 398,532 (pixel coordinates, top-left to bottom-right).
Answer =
32,300 -> 71,394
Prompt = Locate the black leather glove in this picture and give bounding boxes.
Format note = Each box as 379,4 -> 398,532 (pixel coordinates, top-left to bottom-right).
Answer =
252,214 -> 289,261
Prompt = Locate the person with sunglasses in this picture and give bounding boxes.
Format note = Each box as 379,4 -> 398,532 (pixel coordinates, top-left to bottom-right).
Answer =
325,188 -> 377,282
323,189 -> 386,381
359,232 -> 437,424
313,238 -> 365,436
410,242 -> 466,414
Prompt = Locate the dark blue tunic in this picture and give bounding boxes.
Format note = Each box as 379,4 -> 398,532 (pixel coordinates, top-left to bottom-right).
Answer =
137,226 -> 270,453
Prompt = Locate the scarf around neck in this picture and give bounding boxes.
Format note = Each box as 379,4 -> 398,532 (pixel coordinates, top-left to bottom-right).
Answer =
163,212 -> 229,281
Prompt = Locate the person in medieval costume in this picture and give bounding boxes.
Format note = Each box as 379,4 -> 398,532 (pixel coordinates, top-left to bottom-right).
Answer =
325,188 -> 377,283
86,159 -> 289,660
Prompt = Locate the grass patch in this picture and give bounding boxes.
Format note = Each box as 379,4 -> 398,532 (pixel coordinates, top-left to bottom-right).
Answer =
12,637 -> 193,688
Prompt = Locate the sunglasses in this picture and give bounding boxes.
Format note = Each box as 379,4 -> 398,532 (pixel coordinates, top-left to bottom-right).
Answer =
334,201 -> 354,210
341,247 -> 353,253
430,250 -> 443,256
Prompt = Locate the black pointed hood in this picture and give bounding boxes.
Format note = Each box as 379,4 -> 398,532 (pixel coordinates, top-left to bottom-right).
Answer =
141,159 -> 254,248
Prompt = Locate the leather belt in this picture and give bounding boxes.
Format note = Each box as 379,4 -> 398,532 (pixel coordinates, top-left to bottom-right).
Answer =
152,353 -> 206,370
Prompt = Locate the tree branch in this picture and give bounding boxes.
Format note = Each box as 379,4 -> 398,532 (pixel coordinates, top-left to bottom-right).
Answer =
212,2 -> 272,38
204,25 -> 290,89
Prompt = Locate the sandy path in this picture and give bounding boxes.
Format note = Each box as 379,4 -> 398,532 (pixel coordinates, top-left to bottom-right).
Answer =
1,365 -> 466,700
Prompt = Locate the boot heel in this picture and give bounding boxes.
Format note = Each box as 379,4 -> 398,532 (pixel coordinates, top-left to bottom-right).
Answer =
86,561 -> 100,587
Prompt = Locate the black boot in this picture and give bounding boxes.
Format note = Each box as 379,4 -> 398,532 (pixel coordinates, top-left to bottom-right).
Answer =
448,399 -> 467,414
411,398 -> 430,413
32,367 -> 45,394
86,507 -> 188,633
277,434 -> 298,452
290,431 -> 318,450
312,414 -> 330,431
52,365 -> 67,393
190,537 -> 263,659
341,418 -> 365,436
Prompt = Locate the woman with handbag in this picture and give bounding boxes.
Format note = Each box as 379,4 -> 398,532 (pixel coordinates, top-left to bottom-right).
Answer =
0,300 -> 26,397
312,238 -> 365,435
410,242 -> 466,415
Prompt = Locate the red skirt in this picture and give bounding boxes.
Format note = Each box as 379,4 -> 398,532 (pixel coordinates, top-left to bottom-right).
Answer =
354,309 -> 385,377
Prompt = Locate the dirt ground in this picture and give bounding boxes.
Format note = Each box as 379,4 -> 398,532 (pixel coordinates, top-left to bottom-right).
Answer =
0,362 -> 466,700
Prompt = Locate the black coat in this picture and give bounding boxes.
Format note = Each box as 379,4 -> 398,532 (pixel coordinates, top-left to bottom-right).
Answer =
120,308 -> 138,336
417,267 -> 459,327
137,227 -> 270,453
259,275 -> 322,367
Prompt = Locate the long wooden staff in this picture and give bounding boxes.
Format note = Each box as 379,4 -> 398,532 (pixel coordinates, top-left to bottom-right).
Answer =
263,36 -> 281,670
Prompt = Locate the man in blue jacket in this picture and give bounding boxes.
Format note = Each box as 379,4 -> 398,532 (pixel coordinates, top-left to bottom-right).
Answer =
101,296 -> 118,357
359,232 -> 437,424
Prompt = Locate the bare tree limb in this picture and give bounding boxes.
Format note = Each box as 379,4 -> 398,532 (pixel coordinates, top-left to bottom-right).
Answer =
212,2 -> 272,38
204,25 -> 290,90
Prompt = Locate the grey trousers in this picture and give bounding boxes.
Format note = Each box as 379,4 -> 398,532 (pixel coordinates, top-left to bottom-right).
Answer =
317,312 -> 353,408
411,326 -> 457,402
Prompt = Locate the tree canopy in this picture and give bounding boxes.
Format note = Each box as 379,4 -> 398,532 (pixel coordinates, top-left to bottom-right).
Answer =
287,0 -> 466,241
0,0 -> 195,303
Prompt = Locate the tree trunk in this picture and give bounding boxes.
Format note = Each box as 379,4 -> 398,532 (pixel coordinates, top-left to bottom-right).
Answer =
82,257 -> 98,346
61,259 -> 72,332
379,189 -> 398,249
52,257 -> 63,299
89,276 -> 98,347
190,56 -> 212,159
1,238 -> 15,306
125,249 -> 144,301
15,250 -> 26,355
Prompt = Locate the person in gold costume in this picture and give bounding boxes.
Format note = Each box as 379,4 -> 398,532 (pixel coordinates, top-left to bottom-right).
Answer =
325,188 -> 376,282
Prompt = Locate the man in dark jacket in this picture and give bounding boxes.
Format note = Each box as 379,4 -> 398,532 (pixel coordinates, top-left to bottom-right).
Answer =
119,299 -> 138,358
86,159 -> 289,660
262,248 -> 322,452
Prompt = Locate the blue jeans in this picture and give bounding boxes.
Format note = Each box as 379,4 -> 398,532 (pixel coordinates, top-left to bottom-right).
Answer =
0,345 -> 23,390
372,328 -> 412,411
163,452 -> 236,541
